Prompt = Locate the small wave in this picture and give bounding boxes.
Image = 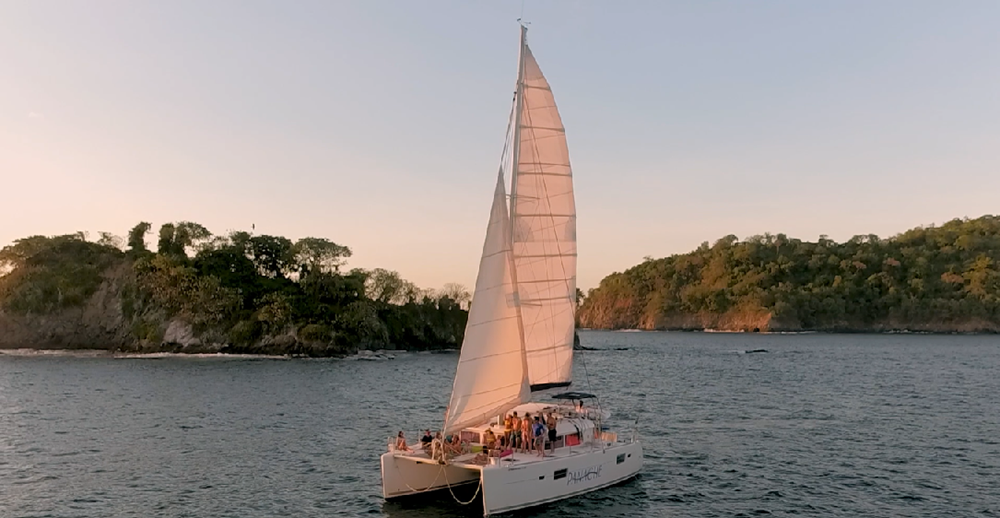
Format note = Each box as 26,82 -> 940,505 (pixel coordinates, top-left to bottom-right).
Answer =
113,353 -> 291,360
0,349 -> 110,358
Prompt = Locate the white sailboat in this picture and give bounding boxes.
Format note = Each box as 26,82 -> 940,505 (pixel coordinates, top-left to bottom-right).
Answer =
380,25 -> 642,516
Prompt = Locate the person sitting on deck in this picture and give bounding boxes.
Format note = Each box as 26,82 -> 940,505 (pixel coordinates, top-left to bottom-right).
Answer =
395,431 -> 411,452
493,434 -> 507,457
443,433 -> 464,456
483,429 -> 497,453
520,412 -> 533,454
420,429 -> 433,450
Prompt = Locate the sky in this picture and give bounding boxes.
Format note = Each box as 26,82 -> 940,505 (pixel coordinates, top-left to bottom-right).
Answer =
2,1 -> 999,291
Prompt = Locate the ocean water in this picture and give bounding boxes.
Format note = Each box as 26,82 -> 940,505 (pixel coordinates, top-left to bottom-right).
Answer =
1,331 -> 998,517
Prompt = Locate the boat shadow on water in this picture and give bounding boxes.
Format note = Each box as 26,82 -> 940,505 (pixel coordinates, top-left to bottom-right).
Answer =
380,475 -> 648,518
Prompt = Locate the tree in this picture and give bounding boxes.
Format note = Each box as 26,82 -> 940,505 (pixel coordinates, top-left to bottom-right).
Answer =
363,268 -> 417,304
440,283 -> 471,309
247,235 -> 294,278
127,222 -> 152,255
228,231 -> 252,254
97,232 -> 124,251
157,223 -> 177,255
155,222 -> 212,257
291,237 -> 352,276
173,222 -> 212,256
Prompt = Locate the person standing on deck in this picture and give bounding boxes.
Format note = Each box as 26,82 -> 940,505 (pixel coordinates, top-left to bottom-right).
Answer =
533,416 -> 546,457
510,412 -> 521,452
520,413 -> 533,454
546,413 -> 558,454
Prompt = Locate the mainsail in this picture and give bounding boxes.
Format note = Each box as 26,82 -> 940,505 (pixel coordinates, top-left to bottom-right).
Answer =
443,172 -> 530,434
511,34 -> 577,390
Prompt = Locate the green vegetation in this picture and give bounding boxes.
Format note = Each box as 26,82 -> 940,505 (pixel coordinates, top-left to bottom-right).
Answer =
0,232 -> 124,313
579,216 -> 1000,332
0,222 -> 469,354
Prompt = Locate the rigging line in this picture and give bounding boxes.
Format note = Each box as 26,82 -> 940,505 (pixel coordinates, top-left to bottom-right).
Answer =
576,332 -> 600,430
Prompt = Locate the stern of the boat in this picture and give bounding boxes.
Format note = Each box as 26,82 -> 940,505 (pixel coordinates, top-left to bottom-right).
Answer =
381,451 -> 481,499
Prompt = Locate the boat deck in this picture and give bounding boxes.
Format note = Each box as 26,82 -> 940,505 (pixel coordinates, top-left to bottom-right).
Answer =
393,440 -> 613,471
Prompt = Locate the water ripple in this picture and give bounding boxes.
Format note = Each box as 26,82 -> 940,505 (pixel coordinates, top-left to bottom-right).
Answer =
1,332 -> 998,517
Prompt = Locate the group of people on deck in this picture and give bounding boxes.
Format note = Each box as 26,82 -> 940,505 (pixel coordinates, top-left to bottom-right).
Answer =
394,429 -> 469,457
394,410 -> 560,461
503,411 -> 558,457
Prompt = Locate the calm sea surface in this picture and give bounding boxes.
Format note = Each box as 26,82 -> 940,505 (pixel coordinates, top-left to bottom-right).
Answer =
2,331 -> 998,517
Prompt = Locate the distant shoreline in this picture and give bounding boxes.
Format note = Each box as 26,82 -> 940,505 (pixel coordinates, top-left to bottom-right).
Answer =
3,327 -> 996,359
584,327 -> 998,336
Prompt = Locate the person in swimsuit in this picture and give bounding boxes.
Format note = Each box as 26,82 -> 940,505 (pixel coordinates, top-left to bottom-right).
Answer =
395,431 -> 411,452
510,412 -> 521,451
483,429 -> 497,455
520,413 -> 533,454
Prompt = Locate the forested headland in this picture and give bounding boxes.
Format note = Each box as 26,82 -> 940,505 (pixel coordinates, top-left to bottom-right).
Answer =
0,222 -> 469,355
578,216 -> 1000,333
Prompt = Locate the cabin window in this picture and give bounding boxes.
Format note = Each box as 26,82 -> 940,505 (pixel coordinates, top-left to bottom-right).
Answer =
616,453 -> 626,464
460,431 -> 478,444
553,468 -> 567,480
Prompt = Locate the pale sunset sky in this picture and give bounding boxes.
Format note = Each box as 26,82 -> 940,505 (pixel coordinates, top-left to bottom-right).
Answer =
2,1 -> 998,291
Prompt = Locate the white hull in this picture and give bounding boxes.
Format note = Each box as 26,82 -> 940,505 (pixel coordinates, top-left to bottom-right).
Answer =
481,441 -> 642,515
381,440 -> 642,516
381,452 -> 480,499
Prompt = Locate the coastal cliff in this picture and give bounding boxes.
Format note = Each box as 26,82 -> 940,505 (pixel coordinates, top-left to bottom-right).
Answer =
0,224 -> 468,354
578,216 -> 1000,333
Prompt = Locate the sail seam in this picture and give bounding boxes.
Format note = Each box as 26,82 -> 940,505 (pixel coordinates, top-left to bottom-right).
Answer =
512,253 -> 578,259
519,296 -> 573,303
520,126 -> 565,133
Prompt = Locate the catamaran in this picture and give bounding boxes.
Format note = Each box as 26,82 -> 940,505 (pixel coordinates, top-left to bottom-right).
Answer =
380,24 -> 643,516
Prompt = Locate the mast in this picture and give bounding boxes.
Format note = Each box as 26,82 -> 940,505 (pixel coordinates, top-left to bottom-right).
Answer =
508,23 -> 530,391
509,23 -> 527,245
